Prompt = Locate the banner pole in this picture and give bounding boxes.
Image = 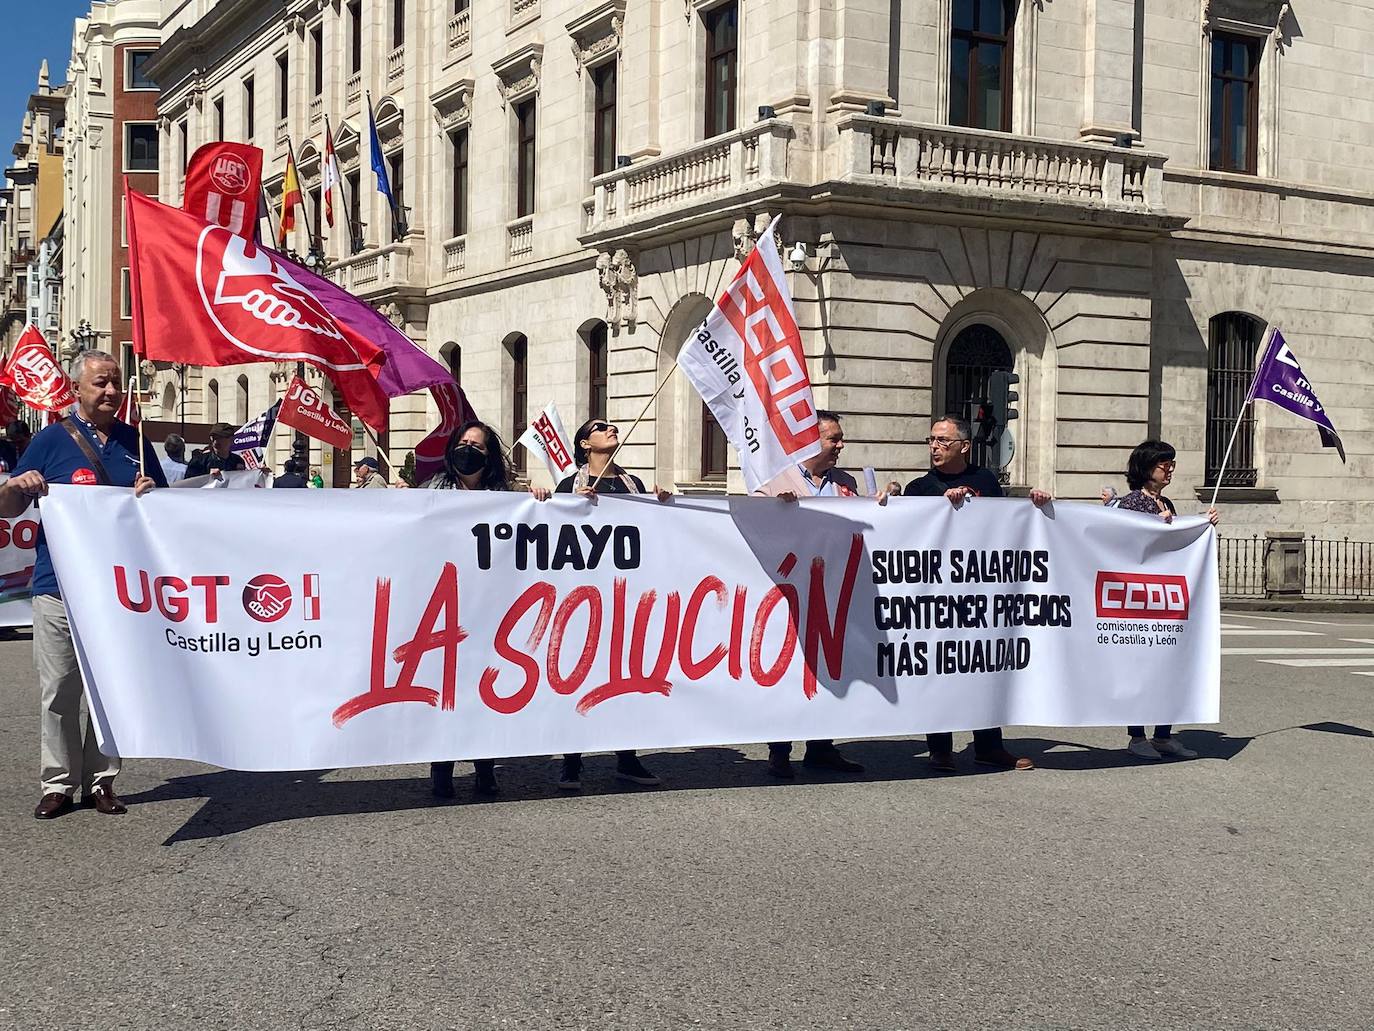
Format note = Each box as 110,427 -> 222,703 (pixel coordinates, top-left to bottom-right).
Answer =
134,371 -> 146,480
360,422 -> 399,476
1207,326 -> 1273,509
589,362 -> 678,491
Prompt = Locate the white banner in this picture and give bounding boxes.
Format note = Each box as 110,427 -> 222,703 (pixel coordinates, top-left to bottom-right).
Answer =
676,215 -> 822,491
42,487 -> 1219,771
0,511 -> 38,626
517,401 -> 576,479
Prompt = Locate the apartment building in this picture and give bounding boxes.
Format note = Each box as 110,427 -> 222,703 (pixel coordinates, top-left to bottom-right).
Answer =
141,0 -> 1372,532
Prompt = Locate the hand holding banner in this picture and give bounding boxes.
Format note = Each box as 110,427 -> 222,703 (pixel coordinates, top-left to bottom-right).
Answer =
517,401 -> 576,479
676,215 -> 821,491
278,375 -> 353,450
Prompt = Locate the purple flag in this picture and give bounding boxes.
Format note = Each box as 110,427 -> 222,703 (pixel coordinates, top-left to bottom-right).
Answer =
1249,329 -> 1345,462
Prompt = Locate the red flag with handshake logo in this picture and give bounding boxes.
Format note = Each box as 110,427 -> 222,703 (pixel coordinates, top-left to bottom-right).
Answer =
675,215 -> 821,491
1,324 -> 77,414
124,185 -> 390,432
277,375 -> 353,450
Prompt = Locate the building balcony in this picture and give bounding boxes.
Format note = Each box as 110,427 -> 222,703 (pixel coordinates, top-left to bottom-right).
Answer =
309,96 -> 322,126
440,235 -> 466,278
507,217 -> 533,262
447,10 -> 472,62
324,235 -> 426,299
584,119 -> 794,238
346,72 -> 362,108
387,45 -> 405,83
833,115 -> 1176,228
510,0 -> 539,30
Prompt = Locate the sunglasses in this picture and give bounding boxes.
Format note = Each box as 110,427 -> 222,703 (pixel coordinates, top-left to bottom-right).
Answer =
587,422 -> 618,435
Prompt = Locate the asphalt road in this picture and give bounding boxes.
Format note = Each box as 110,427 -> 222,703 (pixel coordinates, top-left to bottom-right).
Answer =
1,611 -> 1371,1031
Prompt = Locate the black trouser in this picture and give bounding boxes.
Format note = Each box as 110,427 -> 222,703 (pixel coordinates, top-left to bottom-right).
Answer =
431,759 -> 494,779
768,740 -> 832,756
1127,725 -> 1172,739
927,728 -> 1003,756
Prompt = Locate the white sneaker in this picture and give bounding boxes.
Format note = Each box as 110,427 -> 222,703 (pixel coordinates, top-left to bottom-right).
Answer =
1128,736 -> 1161,759
1152,737 -> 1197,759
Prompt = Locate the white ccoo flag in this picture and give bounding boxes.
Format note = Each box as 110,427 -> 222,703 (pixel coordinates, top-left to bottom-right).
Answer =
675,215 -> 821,491
517,401 -> 577,479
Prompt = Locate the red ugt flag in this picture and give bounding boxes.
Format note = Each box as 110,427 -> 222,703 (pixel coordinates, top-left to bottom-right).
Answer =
1,325 -> 77,414
125,185 -> 391,432
183,142 -> 262,240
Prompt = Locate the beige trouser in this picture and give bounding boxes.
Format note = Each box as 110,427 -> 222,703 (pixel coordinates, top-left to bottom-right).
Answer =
34,594 -> 119,796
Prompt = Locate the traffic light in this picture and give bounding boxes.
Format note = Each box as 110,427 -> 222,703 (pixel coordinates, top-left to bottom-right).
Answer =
985,370 -> 1020,469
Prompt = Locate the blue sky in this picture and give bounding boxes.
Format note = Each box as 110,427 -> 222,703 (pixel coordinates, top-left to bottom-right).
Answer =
3,6 -> 97,162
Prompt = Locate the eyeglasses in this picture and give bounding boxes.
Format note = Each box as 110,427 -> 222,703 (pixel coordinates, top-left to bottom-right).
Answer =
587,422 -> 618,435
924,436 -> 968,448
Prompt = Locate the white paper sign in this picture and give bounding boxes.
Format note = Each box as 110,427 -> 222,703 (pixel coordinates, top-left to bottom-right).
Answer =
42,487 -> 1220,771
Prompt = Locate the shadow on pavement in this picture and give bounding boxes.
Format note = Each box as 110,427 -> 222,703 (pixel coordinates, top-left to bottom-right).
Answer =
116,727 -> 1302,844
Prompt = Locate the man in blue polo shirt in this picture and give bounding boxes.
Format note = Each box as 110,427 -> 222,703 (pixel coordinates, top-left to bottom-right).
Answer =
0,349 -> 163,820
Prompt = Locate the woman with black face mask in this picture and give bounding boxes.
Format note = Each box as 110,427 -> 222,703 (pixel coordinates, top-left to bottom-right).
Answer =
420,420 -> 549,798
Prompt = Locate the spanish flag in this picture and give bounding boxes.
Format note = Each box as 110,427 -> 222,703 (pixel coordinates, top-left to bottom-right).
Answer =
277,145 -> 303,248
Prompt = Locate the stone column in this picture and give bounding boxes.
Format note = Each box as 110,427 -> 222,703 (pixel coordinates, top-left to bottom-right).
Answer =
1079,0 -> 1136,144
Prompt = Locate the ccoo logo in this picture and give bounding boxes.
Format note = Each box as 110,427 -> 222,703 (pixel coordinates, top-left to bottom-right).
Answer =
243,574 -> 292,622
1095,571 -> 1190,620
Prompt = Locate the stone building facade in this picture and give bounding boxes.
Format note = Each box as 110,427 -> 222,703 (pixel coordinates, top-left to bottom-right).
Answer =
142,0 -> 1371,534
62,1 -> 162,398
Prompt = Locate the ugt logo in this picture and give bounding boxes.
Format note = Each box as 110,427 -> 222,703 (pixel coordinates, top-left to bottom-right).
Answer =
114,568 -> 322,624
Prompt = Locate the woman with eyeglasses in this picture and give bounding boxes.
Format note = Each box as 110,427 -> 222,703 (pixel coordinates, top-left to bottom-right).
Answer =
421,419 -> 550,799
552,416 -> 671,790
1114,440 -> 1219,761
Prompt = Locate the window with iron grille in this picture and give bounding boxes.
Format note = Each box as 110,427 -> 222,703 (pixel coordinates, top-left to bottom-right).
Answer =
949,0 -> 1016,132
1209,33 -> 1260,175
944,324 -> 1013,470
509,335 -> 528,474
1206,313 -> 1261,486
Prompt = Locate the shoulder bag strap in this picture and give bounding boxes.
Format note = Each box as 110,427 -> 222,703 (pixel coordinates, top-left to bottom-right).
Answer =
62,420 -> 113,486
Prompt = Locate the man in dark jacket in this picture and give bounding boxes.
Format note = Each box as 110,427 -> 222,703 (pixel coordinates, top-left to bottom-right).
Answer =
272,458 -> 308,488
184,422 -> 247,478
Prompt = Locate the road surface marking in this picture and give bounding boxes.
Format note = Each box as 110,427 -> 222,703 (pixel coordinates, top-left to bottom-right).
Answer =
1259,658 -> 1374,667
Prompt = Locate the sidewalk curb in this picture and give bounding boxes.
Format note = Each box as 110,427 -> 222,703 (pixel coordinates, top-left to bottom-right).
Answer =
1222,599 -> 1374,613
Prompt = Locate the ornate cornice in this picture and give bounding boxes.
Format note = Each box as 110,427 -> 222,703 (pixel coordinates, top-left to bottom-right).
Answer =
567,0 -> 625,76
492,44 -> 543,108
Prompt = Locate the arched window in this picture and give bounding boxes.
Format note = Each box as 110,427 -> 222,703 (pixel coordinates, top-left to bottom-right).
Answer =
1206,313 -> 1262,486
506,334 -> 528,474
441,342 -> 462,385
235,375 -> 249,425
944,323 -> 1014,470
586,321 -> 608,419
206,379 -> 219,423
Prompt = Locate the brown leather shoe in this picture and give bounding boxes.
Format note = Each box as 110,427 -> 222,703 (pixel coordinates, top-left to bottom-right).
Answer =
928,750 -> 958,773
88,786 -> 128,815
974,748 -> 1035,771
34,792 -> 74,819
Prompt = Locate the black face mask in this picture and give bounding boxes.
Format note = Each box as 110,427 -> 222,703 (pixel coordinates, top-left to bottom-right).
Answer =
447,443 -> 486,478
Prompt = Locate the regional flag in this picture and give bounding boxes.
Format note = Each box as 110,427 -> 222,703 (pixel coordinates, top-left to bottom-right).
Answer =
278,146 -> 303,248
1249,328 -> 1345,461
675,215 -> 822,491
323,117 -> 342,229
124,184 -> 390,432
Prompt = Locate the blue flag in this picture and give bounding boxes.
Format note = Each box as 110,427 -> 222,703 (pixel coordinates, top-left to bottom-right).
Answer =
367,95 -> 394,210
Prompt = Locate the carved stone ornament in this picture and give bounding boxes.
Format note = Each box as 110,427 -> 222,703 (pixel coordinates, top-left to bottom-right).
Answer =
733,213 -> 779,262
139,359 -> 158,381
377,301 -> 405,329
566,1 -> 626,77
431,79 -> 474,131
285,13 -> 306,36
492,44 -> 544,108
596,249 -> 638,330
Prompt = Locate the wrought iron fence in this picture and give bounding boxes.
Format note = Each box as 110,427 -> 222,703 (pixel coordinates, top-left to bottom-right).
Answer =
1305,537 -> 1374,599
1218,535 -> 1264,597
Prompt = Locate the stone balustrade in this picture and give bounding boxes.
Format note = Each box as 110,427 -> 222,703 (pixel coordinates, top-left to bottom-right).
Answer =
586,120 -> 793,233
441,235 -> 466,277
324,237 -> 424,297
387,45 -> 405,82
507,217 -> 533,261
835,115 -> 1168,213
308,96 -> 322,126
345,72 -> 361,106
448,10 -> 471,58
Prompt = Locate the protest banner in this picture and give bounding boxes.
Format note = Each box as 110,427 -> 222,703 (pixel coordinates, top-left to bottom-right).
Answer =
0,511 -> 38,626
42,488 -> 1219,771
277,375 -> 352,450
517,402 -> 576,479
677,215 -> 821,490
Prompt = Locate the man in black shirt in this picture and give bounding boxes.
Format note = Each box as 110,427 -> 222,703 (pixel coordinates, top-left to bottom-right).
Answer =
272,458 -> 308,488
184,422 -> 248,478
903,415 -> 1050,774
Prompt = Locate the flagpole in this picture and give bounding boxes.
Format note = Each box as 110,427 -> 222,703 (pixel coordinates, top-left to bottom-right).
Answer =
1207,326 -> 1273,509
287,136 -> 318,253
360,422 -> 399,476
133,372 -> 145,480
260,183 -> 280,249
589,363 -> 678,492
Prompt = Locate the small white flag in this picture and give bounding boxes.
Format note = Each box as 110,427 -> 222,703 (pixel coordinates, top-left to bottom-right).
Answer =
517,401 -> 577,479
675,215 -> 821,491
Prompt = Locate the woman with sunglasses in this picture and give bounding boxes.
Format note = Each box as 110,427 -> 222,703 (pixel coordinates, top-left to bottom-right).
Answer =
421,420 -> 550,798
1113,440 -> 1219,761
553,417 -> 671,790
